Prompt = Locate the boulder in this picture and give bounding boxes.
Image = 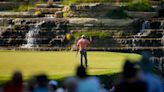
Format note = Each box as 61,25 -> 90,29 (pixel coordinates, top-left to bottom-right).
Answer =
55,11 -> 63,18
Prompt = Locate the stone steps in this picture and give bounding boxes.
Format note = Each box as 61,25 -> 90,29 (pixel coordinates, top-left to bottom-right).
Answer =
28,8 -> 62,14
0,12 -> 37,18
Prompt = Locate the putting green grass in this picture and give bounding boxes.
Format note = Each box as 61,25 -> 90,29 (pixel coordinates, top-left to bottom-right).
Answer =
0,51 -> 141,81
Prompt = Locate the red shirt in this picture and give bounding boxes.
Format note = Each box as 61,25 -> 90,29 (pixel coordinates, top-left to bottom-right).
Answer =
77,38 -> 90,50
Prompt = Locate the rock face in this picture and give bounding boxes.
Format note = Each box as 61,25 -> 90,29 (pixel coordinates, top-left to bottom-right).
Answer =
67,3 -> 118,18
0,2 -> 17,11
55,11 -> 63,18
125,11 -> 157,18
114,18 -> 164,74
158,9 -> 164,17
0,18 -> 69,47
68,18 -> 134,26
0,17 -> 138,48
68,18 -> 138,34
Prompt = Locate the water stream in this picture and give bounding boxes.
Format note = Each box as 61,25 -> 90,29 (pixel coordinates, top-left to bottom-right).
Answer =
21,21 -> 45,48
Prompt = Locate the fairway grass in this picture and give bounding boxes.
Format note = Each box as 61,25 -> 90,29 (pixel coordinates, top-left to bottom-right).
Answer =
0,51 -> 141,81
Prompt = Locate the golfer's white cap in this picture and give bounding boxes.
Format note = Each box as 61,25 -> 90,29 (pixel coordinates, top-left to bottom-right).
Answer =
81,35 -> 86,38
49,80 -> 58,86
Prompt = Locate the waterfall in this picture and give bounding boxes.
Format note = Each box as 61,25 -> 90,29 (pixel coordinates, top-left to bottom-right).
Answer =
138,20 -> 150,36
21,21 -> 45,48
162,35 -> 164,46
142,21 -> 150,29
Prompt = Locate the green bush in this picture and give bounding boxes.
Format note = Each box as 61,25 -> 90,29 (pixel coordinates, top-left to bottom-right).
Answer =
11,0 -> 46,12
126,0 -> 154,12
62,0 -> 132,5
106,8 -> 128,19
12,4 -> 35,12
114,31 -> 127,36
73,31 -> 113,39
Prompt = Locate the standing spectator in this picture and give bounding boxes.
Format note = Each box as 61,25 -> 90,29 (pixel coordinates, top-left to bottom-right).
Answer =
114,61 -> 147,92
76,65 -> 101,92
3,71 -> 24,92
77,35 -> 90,68
139,51 -> 163,92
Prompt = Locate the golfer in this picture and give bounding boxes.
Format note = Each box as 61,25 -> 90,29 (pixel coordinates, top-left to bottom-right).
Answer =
77,35 -> 90,68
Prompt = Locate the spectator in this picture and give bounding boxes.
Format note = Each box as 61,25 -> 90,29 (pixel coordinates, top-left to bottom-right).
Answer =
99,84 -> 108,92
3,71 -> 24,92
48,80 -> 58,92
76,65 -> 101,92
114,60 -> 147,92
33,74 -> 49,92
64,77 -> 77,92
56,87 -> 65,92
25,76 -> 37,92
139,51 -> 163,92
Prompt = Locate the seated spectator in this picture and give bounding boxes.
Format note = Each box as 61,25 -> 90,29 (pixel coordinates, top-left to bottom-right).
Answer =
3,71 -> 24,92
114,60 -> 147,92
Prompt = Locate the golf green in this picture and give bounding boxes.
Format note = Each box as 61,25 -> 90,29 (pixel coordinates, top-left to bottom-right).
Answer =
0,51 -> 141,80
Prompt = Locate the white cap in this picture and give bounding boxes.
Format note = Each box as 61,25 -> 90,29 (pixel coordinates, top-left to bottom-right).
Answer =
81,35 -> 86,38
56,88 -> 65,92
49,80 -> 58,86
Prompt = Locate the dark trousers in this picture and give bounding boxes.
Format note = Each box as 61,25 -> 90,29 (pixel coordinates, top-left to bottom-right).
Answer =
80,49 -> 88,67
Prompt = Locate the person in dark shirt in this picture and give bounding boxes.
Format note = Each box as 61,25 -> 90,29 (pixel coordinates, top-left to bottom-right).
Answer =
115,60 -> 147,92
3,71 -> 24,92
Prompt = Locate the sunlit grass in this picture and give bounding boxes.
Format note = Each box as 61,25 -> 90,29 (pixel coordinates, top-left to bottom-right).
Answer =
0,51 -> 141,81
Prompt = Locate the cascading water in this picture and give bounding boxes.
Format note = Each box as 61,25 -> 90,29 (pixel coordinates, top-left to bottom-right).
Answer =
138,20 -> 151,36
21,21 -> 45,48
162,35 -> 164,46
133,20 -> 152,47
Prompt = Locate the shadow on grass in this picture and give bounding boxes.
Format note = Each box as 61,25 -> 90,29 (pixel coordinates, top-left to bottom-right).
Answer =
56,72 -> 121,89
92,73 -> 121,89
0,73 -> 121,89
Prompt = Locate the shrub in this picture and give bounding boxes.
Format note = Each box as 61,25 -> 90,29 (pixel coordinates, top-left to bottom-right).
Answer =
62,0 -> 132,5
114,31 -> 127,36
106,8 -> 128,19
66,33 -> 72,40
12,4 -> 35,12
73,31 -> 113,39
63,12 -> 69,18
35,10 -> 42,15
126,0 -> 154,12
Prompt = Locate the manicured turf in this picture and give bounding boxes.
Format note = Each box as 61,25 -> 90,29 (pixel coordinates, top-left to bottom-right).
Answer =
0,51 -> 141,81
